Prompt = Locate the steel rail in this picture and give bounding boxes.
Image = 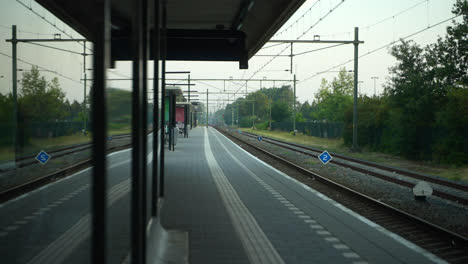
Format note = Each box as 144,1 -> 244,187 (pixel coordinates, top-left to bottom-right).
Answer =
0,134 -> 131,173
0,143 -> 132,203
239,131 -> 468,205
215,126 -> 468,264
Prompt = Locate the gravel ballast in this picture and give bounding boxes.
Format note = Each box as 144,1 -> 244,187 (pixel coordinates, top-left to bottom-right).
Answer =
222,128 -> 468,238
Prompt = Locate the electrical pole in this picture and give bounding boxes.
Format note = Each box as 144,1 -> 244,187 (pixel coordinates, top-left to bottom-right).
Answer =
83,41 -> 87,133
252,99 -> 255,128
188,74 -> 191,129
237,104 -> 239,128
290,43 -> 293,74
352,27 -> 359,151
245,80 -> 247,95
206,89 -> 208,126
371,76 -> 378,96
293,74 -> 296,135
269,98 -> 272,130
11,25 -> 18,159
231,106 -> 234,127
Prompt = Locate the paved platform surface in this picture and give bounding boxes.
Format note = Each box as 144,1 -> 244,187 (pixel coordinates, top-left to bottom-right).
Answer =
161,127 -> 445,264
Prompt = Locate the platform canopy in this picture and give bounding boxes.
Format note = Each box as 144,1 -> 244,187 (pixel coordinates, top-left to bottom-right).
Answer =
35,0 -> 306,68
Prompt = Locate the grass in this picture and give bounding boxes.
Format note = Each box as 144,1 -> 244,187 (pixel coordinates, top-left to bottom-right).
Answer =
243,128 -> 468,182
108,123 -> 131,135
0,122 -> 130,161
0,133 -> 91,161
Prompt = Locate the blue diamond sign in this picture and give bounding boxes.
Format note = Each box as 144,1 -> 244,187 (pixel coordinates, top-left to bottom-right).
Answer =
318,150 -> 332,165
257,136 -> 262,141
35,150 -> 51,165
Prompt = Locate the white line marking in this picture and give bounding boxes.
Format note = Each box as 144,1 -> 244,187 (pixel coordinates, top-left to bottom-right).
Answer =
15,220 -> 27,225
214,129 -> 447,264
333,244 -> 349,250
206,128 -> 284,264
304,219 -> 316,223
27,178 -> 131,264
317,230 -> 331,235
0,232 -> 8,236
310,225 -> 323,229
343,252 -> 360,258
5,226 -> 18,231
325,237 -> 340,242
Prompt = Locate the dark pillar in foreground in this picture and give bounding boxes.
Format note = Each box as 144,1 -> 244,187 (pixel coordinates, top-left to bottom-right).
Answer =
91,0 -> 110,263
152,0 -> 160,217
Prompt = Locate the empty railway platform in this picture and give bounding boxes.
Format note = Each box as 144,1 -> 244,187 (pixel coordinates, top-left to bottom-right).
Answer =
159,127 -> 443,264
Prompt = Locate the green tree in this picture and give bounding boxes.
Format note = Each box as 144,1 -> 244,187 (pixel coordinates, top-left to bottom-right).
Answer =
271,101 -> 290,122
311,68 -> 353,122
19,66 -> 67,122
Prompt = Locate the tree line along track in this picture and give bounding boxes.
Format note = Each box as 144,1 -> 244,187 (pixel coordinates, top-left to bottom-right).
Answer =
238,130 -> 468,205
214,126 -> 468,264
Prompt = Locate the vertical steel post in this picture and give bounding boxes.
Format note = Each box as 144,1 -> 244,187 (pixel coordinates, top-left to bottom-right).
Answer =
206,89 -> 208,126
131,0 -> 148,262
168,92 -> 172,151
252,100 -> 255,128
152,0 -> 160,217
290,43 -> 293,74
352,27 -> 359,151
159,0 -> 167,197
237,104 -> 239,128
188,74 -> 191,103
83,41 -> 87,132
269,98 -> 272,130
231,106 -> 234,127
11,26 -> 18,160
188,74 -> 191,130
91,0 -> 110,262
293,74 -> 296,135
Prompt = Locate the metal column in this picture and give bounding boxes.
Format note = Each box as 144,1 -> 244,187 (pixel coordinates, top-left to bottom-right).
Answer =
11,26 -> 18,160
293,74 -> 296,135
290,43 -> 293,74
159,0 -> 167,197
152,0 -> 160,217
91,0 -> 110,262
252,100 -> 255,128
83,42 -> 87,132
352,27 -> 359,151
131,0 -> 149,262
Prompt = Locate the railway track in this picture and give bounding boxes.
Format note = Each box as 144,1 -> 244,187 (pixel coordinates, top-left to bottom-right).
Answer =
0,134 -> 132,202
0,133 -> 131,173
238,130 -> 468,206
215,126 -> 468,264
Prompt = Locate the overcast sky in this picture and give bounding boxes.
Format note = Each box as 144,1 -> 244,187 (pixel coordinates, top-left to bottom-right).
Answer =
0,0 -> 459,113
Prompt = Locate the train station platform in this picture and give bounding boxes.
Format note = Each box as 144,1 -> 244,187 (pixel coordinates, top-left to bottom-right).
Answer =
160,127 -> 444,264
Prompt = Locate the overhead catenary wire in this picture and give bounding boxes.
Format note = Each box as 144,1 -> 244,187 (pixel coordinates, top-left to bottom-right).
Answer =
274,0 -> 322,37
0,51 -> 83,84
231,0 -> 346,100
320,0 -> 430,37
15,0 -> 92,53
294,43 -> 346,56
298,15 -> 461,84
24,41 -> 86,56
